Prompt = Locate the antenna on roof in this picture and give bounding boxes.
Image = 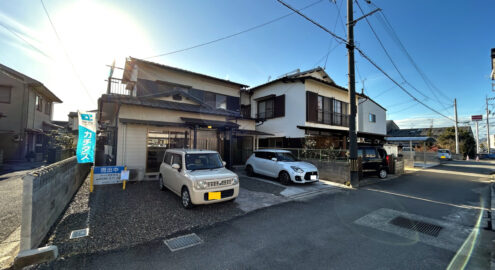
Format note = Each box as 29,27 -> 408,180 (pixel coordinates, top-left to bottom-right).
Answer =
267,75 -> 271,82
277,68 -> 300,79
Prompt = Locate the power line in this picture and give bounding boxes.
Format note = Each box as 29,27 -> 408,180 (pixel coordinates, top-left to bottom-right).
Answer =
0,21 -> 52,60
372,4 -> 451,103
40,0 -> 94,101
143,0 -> 324,60
276,0 -> 454,122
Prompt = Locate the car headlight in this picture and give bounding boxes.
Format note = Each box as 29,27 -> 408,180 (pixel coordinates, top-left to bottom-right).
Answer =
290,166 -> 304,173
194,180 -> 207,190
232,176 -> 239,185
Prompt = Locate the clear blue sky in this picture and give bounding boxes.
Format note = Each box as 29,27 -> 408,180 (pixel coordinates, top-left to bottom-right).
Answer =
1,0 -> 494,136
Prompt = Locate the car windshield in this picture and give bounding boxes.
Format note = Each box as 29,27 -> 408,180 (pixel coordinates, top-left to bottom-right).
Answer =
438,150 -> 450,154
185,153 -> 223,170
276,152 -> 298,162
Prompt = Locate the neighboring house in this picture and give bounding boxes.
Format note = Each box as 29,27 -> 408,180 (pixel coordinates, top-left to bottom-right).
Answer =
98,57 -> 265,180
386,120 -> 400,134
357,95 -> 387,143
248,67 -> 385,149
0,63 -> 62,161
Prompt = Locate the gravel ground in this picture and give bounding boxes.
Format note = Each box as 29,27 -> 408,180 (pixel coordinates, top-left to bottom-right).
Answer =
45,177 -> 245,258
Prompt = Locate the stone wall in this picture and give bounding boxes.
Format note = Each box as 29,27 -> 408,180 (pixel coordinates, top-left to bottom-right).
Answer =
304,159 -> 350,184
20,157 -> 90,250
394,160 -> 404,175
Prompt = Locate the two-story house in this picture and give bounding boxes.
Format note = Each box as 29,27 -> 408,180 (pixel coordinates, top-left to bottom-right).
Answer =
357,95 -> 387,144
0,63 -> 62,162
98,57 -> 266,180
248,67 -> 386,149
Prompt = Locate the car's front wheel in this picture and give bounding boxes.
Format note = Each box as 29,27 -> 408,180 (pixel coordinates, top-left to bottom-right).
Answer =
378,168 -> 387,179
181,187 -> 194,209
279,171 -> 291,185
246,165 -> 254,177
159,175 -> 165,191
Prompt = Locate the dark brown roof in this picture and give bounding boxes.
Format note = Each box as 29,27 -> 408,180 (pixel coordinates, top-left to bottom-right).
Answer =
123,57 -> 248,88
99,94 -> 240,117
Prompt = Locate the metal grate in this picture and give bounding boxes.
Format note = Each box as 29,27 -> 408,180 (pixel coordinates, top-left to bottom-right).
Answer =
389,216 -> 443,237
164,233 -> 203,252
70,228 -> 89,239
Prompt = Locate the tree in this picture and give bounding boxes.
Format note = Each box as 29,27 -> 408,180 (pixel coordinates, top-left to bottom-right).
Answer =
437,127 -> 475,158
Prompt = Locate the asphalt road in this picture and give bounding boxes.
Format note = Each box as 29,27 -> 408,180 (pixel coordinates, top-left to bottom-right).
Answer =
41,161 -> 494,269
0,174 -> 23,243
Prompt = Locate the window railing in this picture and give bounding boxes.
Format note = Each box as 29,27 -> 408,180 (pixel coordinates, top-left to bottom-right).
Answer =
106,77 -> 133,95
316,110 -> 349,127
257,147 -> 349,161
256,109 -> 274,120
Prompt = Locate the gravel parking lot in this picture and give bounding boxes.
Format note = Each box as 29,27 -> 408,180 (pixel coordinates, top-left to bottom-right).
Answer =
42,169 -> 340,262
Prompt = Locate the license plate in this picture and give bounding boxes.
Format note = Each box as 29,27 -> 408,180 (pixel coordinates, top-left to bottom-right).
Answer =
310,175 -> 317,180
208,192 -> 221,200
441,156 -> 445,159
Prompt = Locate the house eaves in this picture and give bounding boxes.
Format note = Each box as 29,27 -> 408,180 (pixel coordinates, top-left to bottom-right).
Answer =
123,57 -> 249,88
99,94 -> 240,118
0,63 -> 62,103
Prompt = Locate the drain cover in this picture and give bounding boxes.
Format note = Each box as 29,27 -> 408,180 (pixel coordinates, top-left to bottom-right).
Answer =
389,216 -> 443,237
164,233 -> 202,252
70,228 -> 89,239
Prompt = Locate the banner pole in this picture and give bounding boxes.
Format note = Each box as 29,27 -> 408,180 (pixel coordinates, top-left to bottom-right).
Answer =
123,166 -> 127,190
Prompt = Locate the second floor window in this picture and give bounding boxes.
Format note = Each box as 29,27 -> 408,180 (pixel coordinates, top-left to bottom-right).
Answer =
36,95 -> 43,111
258,98 -> 274,119
369,113 -> 376,122
203,92 -> 227,110
45,102 -> 51,115
307,91 -> 349,127
0,85 -> 11,103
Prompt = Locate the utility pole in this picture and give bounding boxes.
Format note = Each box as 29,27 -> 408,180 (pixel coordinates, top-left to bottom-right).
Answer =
347,0 -> 359,187
454,98 -> 459,154
487,96 -> 491,153
475,120 -> 480,154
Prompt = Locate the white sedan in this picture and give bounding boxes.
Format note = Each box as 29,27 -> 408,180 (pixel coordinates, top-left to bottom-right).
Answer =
245,149 -> 319,185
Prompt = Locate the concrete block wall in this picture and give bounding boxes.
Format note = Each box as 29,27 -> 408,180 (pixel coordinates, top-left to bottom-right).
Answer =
394,160 -> 404,175
20,156 -> 90,250
305,159 -> 350,184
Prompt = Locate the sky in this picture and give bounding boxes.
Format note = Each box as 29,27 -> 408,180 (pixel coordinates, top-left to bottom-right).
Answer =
1,0 -> 494,138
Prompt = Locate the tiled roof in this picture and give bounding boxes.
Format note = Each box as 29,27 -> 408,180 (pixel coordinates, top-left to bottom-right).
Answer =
99,94 -> 240,117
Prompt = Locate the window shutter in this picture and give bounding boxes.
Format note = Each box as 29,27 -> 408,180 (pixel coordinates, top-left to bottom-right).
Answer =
274,94 -> 285,117
306,91 -> 318,122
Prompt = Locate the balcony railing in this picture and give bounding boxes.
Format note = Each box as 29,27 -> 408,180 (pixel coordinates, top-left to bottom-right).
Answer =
317,111 -> 349,127
106,77 -> 133,95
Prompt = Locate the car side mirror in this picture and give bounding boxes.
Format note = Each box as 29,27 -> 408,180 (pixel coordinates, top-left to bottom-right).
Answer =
271,157 -> 277,162
222,161 -> 227,167
171,163 -> 180,170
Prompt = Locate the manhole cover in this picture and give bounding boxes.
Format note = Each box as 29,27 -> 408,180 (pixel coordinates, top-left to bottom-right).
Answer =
70,228 -> 89,239
164,233 -> 202,252
389,216 -> 443,237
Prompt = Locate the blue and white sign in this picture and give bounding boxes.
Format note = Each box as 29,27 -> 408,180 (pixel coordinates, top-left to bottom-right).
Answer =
93,166 -> 125,185
76,111 -> 96,163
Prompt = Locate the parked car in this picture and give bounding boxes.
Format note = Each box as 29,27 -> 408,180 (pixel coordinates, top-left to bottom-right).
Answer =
437,149 -> 452,161
357,146 -> 389,179
400,146 -> 415,158
245,149 -> 319,185
159,149 -> 239,209
478,153 -> 495,160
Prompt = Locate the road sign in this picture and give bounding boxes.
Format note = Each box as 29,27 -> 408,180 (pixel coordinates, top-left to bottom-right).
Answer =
471,115 -> 483,121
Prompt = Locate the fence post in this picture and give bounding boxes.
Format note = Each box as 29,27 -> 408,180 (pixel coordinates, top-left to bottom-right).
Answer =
319,149 -> 322,161
297,149 -> 300,159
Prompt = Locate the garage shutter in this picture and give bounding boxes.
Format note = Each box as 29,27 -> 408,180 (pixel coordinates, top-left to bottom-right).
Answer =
274,94 -> 285,117
306,91 -> 318,122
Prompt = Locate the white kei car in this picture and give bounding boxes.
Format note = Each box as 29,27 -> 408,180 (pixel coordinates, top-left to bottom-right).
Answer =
159,149 -> 239,209
245,149 -> 319,185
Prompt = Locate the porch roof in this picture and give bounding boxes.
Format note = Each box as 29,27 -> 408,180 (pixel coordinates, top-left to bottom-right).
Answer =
181,117 -> 239,129
99,94 -> 240,117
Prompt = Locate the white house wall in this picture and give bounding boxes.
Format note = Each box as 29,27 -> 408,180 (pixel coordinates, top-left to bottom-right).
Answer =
250,81 -> 306,138
358,98 -> 386,135
116,123 -> 147,176
304,79 -> 359,130
137,64 -> 241,97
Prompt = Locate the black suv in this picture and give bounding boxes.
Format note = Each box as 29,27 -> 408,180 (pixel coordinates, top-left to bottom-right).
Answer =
358,145 -> 389,179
